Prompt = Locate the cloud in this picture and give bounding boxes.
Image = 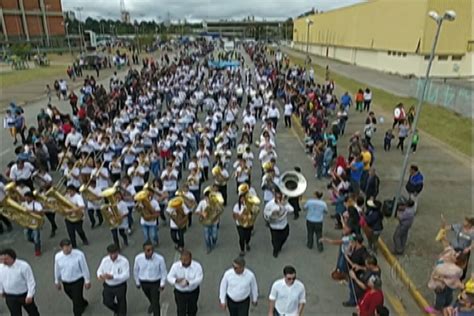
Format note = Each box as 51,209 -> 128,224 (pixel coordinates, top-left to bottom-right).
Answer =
62,0 -> 365,21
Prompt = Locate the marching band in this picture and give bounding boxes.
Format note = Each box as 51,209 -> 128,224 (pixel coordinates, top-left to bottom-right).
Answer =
0,41 -> 309,316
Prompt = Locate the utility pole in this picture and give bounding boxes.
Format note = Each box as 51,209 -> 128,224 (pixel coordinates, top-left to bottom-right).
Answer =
75,7 -> 84,52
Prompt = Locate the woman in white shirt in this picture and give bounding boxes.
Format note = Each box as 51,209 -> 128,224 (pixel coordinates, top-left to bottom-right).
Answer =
284,101 -> 293,128
363,88 -> 372,112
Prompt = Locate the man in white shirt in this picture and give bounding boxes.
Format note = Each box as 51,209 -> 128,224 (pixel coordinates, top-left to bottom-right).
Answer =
219,257 -> 258,316
97,244 -> 130,316
84,178 -> 104,229
0,248 -> 40,315
138,188 -> 160,246
268,266 -> 306,316
267,103 -> 280,129
54,239 -> 91,316
110,190 -> 129,249
21,191 -> 44,256
284,101 -> 293,128
65,185 -> 89,248
133,241 -> 168,316
166,197 -> 191,251
167,250 -> 203,316
65,128 -> 83,156
10,159 -> 35,191
263,191 -> 294,258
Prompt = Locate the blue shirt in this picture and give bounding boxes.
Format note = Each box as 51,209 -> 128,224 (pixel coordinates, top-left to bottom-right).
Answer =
304,199 -> 328,223
341,94 -> 352,106
351,161 -> 364,182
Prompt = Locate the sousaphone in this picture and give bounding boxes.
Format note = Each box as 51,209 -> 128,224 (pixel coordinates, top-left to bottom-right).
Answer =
277,171 -> 307,198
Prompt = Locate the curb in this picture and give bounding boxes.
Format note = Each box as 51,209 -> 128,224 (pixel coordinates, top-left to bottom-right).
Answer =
377,238 -> 434,315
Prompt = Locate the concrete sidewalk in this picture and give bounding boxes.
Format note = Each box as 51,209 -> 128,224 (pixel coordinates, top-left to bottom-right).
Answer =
283,47 -> 473,303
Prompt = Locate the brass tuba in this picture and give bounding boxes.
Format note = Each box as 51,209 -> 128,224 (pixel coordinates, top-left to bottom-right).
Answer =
79,184 -> 102,203
199,192 -> 224,226
239,193 -> 261,228
100,186 -> 124,228
176,190 -> 197,210
45,187 -> 84,222
212,165 -> 228,185
168,197 -> 188,229
134,186 -> 159,222
0,189 -> 44,230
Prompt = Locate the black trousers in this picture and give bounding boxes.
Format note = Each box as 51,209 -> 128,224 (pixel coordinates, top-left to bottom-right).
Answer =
237,226 -> 253,252
87,208 -> 103,227
284,115 -> 292,128
270,225 -> 290,255
63,277 -> 87,316
111,228 -> 128,248
227,295 -> 250,316
171,228 -> 185,248
174,287 -> 199,316
102,282 -> 127,316
4,293 -> 40,316
306,221 -> 323,250
217,184 -> 228,206
140,280 -> 161,316
65,219 -> 88,248
270,117 -> 278,129
45,212 -> 57,232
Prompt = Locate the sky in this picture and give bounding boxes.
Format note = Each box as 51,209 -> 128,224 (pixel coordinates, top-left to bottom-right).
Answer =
61,0 -> 365,22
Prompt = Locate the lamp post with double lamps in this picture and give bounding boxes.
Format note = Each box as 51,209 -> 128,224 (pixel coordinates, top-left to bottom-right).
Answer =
391,10 -> 456,216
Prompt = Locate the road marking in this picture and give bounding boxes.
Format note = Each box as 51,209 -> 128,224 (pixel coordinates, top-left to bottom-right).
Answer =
161,302 -> 169,316
0,148 -> 12,157
173,251 -> 180,262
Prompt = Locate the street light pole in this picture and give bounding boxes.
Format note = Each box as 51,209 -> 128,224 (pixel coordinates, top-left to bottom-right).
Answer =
391,10 -> 456,216
75,7 -> 84,53
64,22 -> 72,55
304,18 -> 313,87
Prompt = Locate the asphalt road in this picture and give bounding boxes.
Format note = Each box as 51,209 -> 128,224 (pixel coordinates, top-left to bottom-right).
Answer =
0,47 -> 421,315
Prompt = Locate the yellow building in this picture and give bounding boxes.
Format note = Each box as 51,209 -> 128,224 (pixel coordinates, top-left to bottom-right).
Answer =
292,0 -> 473,78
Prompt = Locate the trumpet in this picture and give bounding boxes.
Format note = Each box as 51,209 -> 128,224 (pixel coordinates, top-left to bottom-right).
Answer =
56,159 -> 83,189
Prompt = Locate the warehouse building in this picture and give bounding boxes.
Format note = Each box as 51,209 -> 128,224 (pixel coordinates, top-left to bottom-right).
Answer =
0,0 -> 65,45
292,0 -> 473,78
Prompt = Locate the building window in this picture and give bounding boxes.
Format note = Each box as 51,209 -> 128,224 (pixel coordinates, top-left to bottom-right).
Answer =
451,55 -> 463,61
424,55 -> 430,60
388,51 -> 391,55
438,55 -> 449,61
402,52 -> 407,57
397,52 -> 402,56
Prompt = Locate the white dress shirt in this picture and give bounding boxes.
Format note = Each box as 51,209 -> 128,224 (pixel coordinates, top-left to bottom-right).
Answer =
263,199 -> 294,230
133,252 -> 167,287
269,279 -> 306,316
116,200 -> 130,229
10,162 -> 35,181
219,268 -> 258,304
96,255 -> 130,286
54,249 -> 91,284
0,259 -> 36,298
167,260 -> 203,292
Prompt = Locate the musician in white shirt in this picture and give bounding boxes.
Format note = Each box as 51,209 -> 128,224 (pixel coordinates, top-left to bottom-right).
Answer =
219,257 -> 258,316
161,162 -> 179,198
54,239 -> 91,316
268,265 -> 306,316
138,189 -> 160,246
97,244 -> 130,316
10,159 -> 35,190
110,191 -> 129,249
263,191 -> 294,258
166,197 -> 191,251
65,185 -> 89,248
267,103 -> 280,129
0,248 -> 40,315
133,241 -> 168,316
167,250 -> 203,316
84,178 -> 104,229
21,192 -> 44,256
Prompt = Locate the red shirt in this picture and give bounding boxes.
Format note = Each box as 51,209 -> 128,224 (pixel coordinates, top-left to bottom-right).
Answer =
358,289 -> 384,316
62,122 -> 72,135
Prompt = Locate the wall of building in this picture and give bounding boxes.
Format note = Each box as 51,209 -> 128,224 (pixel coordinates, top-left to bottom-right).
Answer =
24,0 -> 41,10
26,15 -> 42,36
0,0 -> 19,9
293,0 -> 472,55
4,14 -> 23,36
293,42 -> 473,78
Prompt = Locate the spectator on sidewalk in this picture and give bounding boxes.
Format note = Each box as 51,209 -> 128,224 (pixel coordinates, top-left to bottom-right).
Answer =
392,199 -> 416,255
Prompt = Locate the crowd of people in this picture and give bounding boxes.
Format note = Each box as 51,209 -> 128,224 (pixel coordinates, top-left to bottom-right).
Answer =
0,37 -> 472,316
